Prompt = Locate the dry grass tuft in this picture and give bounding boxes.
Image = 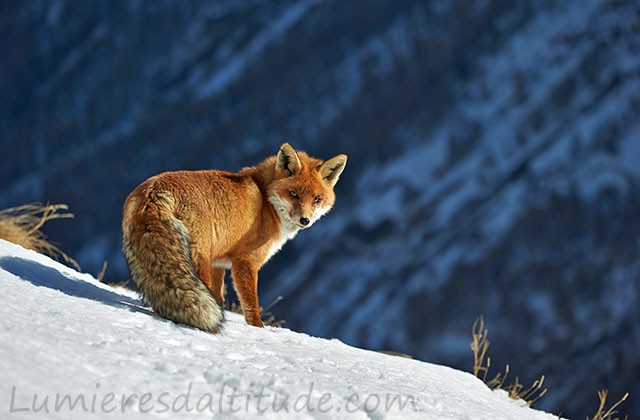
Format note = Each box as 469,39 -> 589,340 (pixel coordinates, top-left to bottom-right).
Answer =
94,260 -> 132,289
0,203 -> 79,269
470,316 -> 547,407
471,316 -> 490,378
225,292 -> 286,328
503,374 -> 547,407
96,260 -> 108,283
588,390 -> 629,420
472,317 -> 629,418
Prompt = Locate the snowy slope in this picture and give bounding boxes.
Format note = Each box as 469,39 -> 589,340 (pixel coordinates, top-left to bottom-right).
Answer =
0,239 -> 559,420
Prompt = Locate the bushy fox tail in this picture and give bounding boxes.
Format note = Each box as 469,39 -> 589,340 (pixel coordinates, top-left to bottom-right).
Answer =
122,194 -> 224,333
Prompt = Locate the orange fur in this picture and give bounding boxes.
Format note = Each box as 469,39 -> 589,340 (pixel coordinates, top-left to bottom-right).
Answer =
122,143 -> 347,331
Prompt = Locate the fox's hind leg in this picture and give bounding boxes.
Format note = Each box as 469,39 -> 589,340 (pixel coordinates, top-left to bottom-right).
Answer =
209,268 -> 226,306
193,254 -> 212,288
193,253 -> 225,306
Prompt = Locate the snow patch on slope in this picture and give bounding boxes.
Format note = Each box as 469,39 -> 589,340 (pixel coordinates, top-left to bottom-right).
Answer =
0,239 -> 560,419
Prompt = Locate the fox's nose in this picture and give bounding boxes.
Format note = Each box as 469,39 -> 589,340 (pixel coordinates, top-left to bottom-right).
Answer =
299,217 -> 310,226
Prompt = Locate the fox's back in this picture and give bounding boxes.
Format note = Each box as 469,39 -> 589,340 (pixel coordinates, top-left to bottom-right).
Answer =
123,169 -> 267,256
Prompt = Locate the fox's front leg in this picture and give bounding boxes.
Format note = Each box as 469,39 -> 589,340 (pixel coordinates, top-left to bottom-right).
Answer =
231,261 -> 263,327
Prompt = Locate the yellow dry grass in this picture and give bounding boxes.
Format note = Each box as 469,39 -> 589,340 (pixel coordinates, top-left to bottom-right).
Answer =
471,316 -> 547,407
588,389 -> 628,420
0,203 -> 79,269
471,317 -> 629,418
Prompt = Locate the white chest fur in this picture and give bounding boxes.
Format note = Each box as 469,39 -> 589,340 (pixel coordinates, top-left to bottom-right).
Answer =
266,193 -> 301,261
265,222 -> 299,262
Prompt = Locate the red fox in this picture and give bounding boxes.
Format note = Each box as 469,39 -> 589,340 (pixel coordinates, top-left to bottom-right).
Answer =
122,143 -> 347,332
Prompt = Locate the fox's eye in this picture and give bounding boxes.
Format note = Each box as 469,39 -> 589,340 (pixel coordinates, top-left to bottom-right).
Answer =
289,191 -> 298,199
313,195 -> 321,205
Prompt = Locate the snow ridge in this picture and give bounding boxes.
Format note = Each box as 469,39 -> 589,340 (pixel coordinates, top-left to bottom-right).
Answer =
0,239 -> 559,419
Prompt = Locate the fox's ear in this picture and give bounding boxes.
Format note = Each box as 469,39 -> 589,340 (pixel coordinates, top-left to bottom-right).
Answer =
275,143 -> 302,177
319,154 -> 347,187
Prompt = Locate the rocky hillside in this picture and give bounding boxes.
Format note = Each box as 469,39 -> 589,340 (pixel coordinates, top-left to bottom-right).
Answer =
1,1 -> 638,417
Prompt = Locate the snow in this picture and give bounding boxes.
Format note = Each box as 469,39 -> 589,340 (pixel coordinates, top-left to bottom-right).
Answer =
0,239 -> 561,419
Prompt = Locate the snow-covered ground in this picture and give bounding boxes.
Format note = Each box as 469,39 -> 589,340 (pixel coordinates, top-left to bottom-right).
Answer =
0,239 -> 560,420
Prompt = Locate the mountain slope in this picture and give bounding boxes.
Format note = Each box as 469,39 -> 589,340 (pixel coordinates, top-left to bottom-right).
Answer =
0,239 -> 559,419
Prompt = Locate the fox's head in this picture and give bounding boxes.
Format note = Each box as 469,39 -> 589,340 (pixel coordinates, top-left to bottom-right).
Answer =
268,143 -> 347,230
